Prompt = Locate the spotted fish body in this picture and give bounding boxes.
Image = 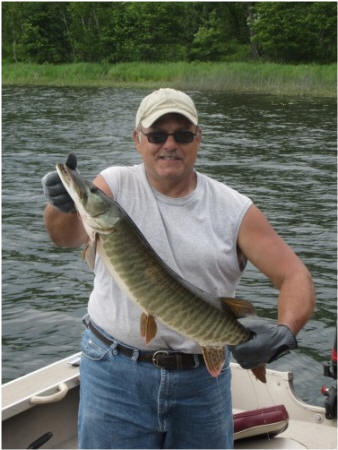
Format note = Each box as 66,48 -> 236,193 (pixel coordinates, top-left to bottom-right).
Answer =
56,158 -> 265,381
98,220 -> 251,348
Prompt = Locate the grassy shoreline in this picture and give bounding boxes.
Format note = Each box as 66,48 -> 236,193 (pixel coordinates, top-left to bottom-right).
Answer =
2,61 -> 337,97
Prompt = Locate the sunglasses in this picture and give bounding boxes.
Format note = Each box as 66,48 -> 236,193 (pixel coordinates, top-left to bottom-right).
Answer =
141,129 -> 198,144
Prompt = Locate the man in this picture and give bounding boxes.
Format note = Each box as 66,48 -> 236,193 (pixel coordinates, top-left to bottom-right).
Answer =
42,88 -> 315,449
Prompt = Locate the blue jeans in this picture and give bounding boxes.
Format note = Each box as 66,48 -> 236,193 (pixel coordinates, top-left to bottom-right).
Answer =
78,322 -> 233,449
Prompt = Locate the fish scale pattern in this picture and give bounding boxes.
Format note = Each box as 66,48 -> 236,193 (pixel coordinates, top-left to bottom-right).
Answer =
100,216 -> 250,347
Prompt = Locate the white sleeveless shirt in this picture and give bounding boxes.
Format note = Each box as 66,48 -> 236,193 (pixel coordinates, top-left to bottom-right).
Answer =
88,164 -> 252,353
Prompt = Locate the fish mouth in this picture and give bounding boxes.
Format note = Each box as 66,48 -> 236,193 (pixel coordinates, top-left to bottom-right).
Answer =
56,163 -> 71,180
56,163 -> 88,200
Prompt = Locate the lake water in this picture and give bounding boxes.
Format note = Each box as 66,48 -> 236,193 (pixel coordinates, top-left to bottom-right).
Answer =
2,86 -> 336,407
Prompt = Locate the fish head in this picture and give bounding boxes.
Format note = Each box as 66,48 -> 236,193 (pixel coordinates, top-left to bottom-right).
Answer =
56,162 -> 117,233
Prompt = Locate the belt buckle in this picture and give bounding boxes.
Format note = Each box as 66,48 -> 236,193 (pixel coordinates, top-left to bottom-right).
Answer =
152,350 -> 169,368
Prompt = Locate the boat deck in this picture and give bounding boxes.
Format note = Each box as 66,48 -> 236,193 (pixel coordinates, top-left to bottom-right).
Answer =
2,353 -> 337,449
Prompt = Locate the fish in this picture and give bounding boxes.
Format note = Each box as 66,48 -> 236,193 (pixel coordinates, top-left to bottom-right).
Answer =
56,155 -> 266,382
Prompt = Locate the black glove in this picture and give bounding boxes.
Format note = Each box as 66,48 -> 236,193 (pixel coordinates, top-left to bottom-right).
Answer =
41,153 -> 77,213
229,317 -> 297,369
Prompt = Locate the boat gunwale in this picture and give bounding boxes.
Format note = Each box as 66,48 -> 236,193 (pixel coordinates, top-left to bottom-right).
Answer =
2,352 -> 81,420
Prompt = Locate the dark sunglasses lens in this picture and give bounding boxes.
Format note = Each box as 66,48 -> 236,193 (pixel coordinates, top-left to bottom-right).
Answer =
146,131 -> 195,144
174,131 -> 195,143
147,132 -> 168,143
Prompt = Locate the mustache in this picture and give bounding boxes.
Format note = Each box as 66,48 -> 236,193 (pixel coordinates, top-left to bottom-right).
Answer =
158,151 -> 183,160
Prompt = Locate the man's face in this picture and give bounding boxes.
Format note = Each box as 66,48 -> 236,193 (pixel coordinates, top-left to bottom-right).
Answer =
133,113 -> 201,189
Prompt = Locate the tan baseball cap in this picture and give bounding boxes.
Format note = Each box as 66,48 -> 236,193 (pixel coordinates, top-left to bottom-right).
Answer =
135,88 -> 198,129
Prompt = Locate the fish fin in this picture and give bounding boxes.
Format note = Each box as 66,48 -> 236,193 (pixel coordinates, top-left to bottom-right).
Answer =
81,235 -> 98,271
201,346 -> 226,377
219,297 -> 255,318
140,313 -> 157,344
251,365 -> 267,383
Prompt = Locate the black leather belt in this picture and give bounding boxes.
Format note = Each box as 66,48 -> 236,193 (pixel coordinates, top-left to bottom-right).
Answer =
87,321 -> 204,370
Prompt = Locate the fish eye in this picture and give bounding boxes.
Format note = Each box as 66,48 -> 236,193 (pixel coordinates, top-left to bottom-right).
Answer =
90,186 -> 99,193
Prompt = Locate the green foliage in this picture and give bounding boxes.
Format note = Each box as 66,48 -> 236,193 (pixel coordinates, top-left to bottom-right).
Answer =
2,2 -> 72,63
252,2 -> 337,63
1,2 -> 337,65
190,3 -> 250,61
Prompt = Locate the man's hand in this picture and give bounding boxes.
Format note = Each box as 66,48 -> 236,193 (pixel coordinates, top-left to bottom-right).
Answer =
229,317 -> 297,369
41,154 -> 77,213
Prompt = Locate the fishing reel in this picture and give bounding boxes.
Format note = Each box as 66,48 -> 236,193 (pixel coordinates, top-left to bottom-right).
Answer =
321,328 -> 337,420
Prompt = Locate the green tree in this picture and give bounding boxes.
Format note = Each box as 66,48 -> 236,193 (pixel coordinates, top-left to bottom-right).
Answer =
2,2 -> 24,62
2,2 -> 336,64
190,3 -> 250,61
122,2 -> 193,62
2,2 -> 72,63
252,2 -> 337,63
67,2 -> 115,62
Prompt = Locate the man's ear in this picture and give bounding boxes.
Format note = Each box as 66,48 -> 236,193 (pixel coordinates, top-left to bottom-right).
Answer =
133,129 -> 141,147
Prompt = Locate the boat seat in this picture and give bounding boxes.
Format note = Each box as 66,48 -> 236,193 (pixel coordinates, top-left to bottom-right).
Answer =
234,404 -> 289,441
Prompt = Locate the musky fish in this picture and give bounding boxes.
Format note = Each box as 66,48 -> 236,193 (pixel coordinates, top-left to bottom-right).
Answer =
56,155 -> 266,382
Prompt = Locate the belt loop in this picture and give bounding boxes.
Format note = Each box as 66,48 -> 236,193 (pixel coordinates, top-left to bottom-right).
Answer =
193,354 -> 200,368
112,341 -> 118,356
131,349 -> 140,362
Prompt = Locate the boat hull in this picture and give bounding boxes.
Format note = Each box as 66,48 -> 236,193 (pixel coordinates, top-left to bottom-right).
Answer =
2,353 -> 337,449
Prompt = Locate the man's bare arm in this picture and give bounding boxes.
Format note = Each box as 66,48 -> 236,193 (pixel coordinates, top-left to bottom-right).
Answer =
230,204 -> 315,370
238,204 -> 315,334
43,204 -> 87,247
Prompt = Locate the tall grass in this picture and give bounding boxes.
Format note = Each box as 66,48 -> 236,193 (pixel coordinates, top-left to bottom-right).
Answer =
2,61 -> 336,97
